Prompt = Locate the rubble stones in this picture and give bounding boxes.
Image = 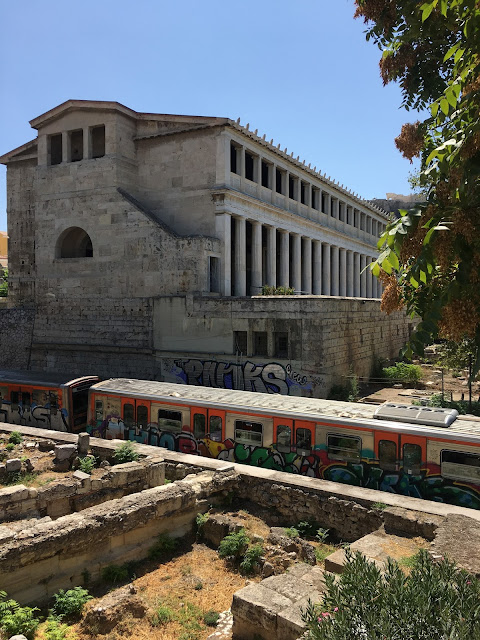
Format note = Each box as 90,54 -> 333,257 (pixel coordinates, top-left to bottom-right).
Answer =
202,514 -> 244,548
5,459 -> 22,473
54,444 -> 77,462
77,433 -> 90,456
38,440 -> 55,452
81,585 -> 148,634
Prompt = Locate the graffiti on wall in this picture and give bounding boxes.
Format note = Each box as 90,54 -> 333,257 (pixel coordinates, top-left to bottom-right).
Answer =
160,358 -> 326,396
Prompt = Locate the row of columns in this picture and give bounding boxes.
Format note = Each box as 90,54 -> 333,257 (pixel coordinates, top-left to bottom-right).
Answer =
217,213 -> 382,298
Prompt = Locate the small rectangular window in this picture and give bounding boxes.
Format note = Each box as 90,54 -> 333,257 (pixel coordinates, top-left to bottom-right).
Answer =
123,403 -> 134,429
379,440 -> 396,472
296,428 -> 312,456
70,130 -> 83,162
312,188 -> 319,210
193,413 -> 206,439
276,425 -> 291,453
289,175 -> 296,200
274,331 -> 288,358
95,399 -> 104,422
301,182 -> 308,205
158,408 -> 182,432
327,434 -> 361,462
403,443 -> 422,475
235,420 -> 263,446
49,134 -> 62,166
261,161 -> 270,188
441,450 -> 480,483
245,151 -> 255,181
276,168 -> 284,194
91,125 -> 105,158
230,143 -> 239,174
209,415 -> 223,441
209,256 -> 220,293
254,331 -> 268,357
234,331 -> 248,355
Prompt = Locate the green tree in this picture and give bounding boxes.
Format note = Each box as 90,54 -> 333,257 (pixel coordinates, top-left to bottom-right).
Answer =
355,1 -> 480,369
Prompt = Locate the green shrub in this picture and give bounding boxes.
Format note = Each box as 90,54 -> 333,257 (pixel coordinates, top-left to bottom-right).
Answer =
77,456 -> 95,474
284,527 -> 300,538
101,563 -> 130,584
8,431 -> 23,445
203,610 -> 220,626
382,362 -> 423,386
240,544 -> 263,575
195,512 -> 209,538
51,586 -> 92,620
0,592 -> 39,640
302,549 -> 480,640
113,440 -> 139,463
316,528 -> 330,543
5,443 -> 15,452
218,529 -> 250,559
151,604 -> 174,626
371,501 -> 388,511
261,284 -> 295,295
148,533 -> 179,560
296,520 -> 320,538
44,617 -> 74,640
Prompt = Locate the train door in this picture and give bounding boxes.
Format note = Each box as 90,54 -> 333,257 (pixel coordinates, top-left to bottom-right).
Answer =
9,384 -> 22,424
191,407 -> 207,441
208,408 -> 225,442
274,417 -> 293,454
121,398 -> 150,443
374,431 -> 399,472
400,434 -> 427,476
294,420 -> 314,457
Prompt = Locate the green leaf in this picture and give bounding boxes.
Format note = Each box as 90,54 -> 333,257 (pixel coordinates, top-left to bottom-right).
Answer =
440,98 -> 450,115
431,102 -> 439,117
388,252 -> 400,271
454,48 -> 465,63
446,88 -> 457,108
443,43 -> 459,62
382,257 -> 392,275
371,262 -> 381,277
410,276 -> 419,288
419,270 -> 427,284
421,3 -> 434,21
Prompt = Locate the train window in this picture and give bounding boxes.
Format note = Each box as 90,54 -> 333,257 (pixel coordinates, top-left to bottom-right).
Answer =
327,434 -> 361,462
10,391 -> 19,410
158,409 -> 182,433
277,425 -> 291,453
441,450 -> 480,483
137,405 -> 148,430
123,403 -> 134,429
209,415 -> 223,442
193,413 -> 206,439
235,420 -> 263,446
403,443 -> 422,475
22,392 -> 31,409
296,428 -> 312,456
379,440 -> 396,472
49,392 -> 58,415
32,389 -> 48,406
95,399 -> 104,422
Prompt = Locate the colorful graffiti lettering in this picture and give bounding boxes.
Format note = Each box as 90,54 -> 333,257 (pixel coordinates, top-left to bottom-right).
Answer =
160,358 -> 322,396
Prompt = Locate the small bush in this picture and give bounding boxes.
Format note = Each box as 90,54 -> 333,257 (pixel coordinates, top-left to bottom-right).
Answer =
284,527 -> 299,538
8,431 -> 23,445
240,544 -> 263,575
194,581 -> 203,590
44,617 -> 74,640
101,563 -> 130,584
296,520 -> 320,538
372,501 -> 388,511
195,512 -> 209,538
218,529 -> 250,559
203,610 -> 220,626
77,456 -> 95,474
51,586 -> 92,620
382,362 -> 423,386
151,604 -> 174,626
316,527 -> 330,543
113,440 -> 139,464
0,600 -> 39,640
148,533 -> 179,560
5,442 -> 15,451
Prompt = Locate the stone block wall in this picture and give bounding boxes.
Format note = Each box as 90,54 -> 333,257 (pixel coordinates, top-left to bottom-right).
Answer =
0,307 -> 35,369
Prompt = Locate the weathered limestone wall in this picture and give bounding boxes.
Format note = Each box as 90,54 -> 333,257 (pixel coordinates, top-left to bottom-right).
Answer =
0,307 -> 34,369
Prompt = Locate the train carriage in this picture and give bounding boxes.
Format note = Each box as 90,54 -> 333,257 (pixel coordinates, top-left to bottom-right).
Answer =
0,370 -> 100,432
88,379 -> 480,510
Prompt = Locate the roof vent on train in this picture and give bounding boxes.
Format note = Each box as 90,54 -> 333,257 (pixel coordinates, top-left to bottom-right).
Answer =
373,403 -> 458,427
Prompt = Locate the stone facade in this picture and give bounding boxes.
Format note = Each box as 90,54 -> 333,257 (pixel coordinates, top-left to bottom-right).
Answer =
0,100 -> 414,395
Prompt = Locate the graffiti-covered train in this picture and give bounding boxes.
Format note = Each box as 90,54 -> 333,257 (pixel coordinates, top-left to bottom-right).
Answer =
1,371 -> 480,510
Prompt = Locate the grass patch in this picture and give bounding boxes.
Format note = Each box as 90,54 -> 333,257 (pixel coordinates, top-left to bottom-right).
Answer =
148,533 -> 179,561
372,501 -> 388,511
314,544 -> 336,564
2,471 -> 38,487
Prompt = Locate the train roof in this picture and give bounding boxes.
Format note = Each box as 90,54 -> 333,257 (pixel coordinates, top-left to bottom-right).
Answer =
0,370 -> 99,388
91,379 -> 480,444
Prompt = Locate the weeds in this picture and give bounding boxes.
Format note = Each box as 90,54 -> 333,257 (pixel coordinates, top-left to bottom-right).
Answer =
218,529 -> 249,559
0,591 -> 39,640
372,501 -> 388,511
195,512 -> 209,539
113,441 -> 139,464
50,587 -> 92,620
101,563 -> 130,584
44,617 -> 75,640
240,544 -> 263,575
148,533 -> 179,560
203,610 -> 220,626
8,431 -> 23,445
284,527 -> 300,538
77,456 -> 95,474
151,604 -> 174,626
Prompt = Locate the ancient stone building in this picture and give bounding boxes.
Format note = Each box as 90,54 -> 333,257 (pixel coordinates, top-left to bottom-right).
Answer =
0,100 -> 413,396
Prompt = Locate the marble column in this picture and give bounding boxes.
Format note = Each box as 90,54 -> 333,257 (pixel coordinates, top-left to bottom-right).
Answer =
251,221 -> 262,295
346,250 -> 354,297
279,231 -> 289,287
234,217 -> 246,296
312,240 -> 322,294
267,226 -> 277,287
292,234 -> 302,293
322,244 -> 331,295
366,256 -> 373,298
331,246 -> 339,296
354,252 -> 361,298
339,248 -> 347,296
302,237 -> 312,294
215,212 -> 231,296
360,254 -> 367,297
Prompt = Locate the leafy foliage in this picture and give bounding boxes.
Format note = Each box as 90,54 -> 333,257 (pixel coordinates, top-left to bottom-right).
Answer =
148,533 -> 179,560
101,563 -> 131,584
0,268 -> 7,298
203,610 -> 220,626
195,512 -> 209,539
239,544 -> 263,575
151,604 -> 175,626
261,284 -> 295,295
218,528 -> 250,559
51,587 -> 92,620
77,456 -> 95,474
302,549 -> 480,639
8,431 -> 23,445
44,617 -> 76,640
283,527 -> 300,539
113,440 -> 139,463
355,1 -> 480,369
0,591 -> 39,640
382,362 -> 423,385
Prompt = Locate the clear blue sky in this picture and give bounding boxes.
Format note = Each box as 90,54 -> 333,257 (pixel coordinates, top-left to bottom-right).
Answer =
0,0 -> 420,232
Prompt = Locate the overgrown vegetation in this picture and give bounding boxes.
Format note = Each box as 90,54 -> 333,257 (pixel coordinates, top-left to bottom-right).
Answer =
261,284 -> 295,295
0,591 -> 39,640
8,431 -> 23,445
382,362 -> 423,386
195,512 -> 209,540
113,440 -> 139,464
419,392 -> 480,417
77,456 -> 95,474
239,544 -> 263,576
43,617 -> 75,640
101,563 -> 131,584
148,533 -> 179,561
0,268 -> 7,298
218,529 -> 250,560
302,549 -> 480,639
50,587 -> 91,621
327,373 -> 359,402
